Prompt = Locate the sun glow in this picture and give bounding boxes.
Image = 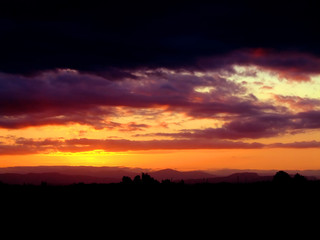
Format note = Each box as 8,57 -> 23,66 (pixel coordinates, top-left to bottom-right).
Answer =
40,150 -> 130,166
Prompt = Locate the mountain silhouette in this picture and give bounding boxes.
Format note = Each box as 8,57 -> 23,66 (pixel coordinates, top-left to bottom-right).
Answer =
0,172 -> 119,185
148,168 -> 215,181
204,172 -> 273,184
0,166 -> 317,185
0,166 -> 142,178
0,166 -> 215,184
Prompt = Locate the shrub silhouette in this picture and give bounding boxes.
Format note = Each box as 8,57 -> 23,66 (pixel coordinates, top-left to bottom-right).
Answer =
124,173 -> 159,184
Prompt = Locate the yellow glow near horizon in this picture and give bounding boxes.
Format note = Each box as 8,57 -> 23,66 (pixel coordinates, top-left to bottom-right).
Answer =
1,148 -> 320,170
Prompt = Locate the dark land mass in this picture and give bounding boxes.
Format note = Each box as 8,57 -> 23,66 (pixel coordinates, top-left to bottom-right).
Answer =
1,170 -> 320,234
0,166 -> 318,185
0,171 -> 274,185
0,172 -> 119,185
0,166 -> 218,185
1,167 -> 319,215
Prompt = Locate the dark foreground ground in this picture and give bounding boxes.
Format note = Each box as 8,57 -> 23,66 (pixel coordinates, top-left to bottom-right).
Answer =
2,181 -> 320,213
1,181 -> 320,236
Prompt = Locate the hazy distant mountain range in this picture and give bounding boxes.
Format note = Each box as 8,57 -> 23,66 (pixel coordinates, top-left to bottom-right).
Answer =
0,166 -> 318,185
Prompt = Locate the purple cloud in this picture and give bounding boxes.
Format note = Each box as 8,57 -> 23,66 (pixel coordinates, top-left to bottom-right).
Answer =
0,68 -> 263,129
0,61 -> 319,144
136,111 -> 320,140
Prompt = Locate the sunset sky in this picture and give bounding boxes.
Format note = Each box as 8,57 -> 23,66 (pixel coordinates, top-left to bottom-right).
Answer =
0,0 -> 319,170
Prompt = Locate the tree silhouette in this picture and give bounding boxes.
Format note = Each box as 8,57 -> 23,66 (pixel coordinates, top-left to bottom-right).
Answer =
161,179 -> 172,184
293,173 -> 307,184
273,171 -> 292,184
133,175 -> 141,184
121,176 -> 133,184
141,173 -> 159,184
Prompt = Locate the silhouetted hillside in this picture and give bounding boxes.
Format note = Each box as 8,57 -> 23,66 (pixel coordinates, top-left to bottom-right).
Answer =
0,166 -> 143,178
207,169 -> 320,179
0,166 -> 318,185
0,166 -> 215,184
148,168 -> 215,181
205,172 -> 273,184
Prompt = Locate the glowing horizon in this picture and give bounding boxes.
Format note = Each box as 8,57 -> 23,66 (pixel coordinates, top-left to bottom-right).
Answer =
1,57 -> 320,170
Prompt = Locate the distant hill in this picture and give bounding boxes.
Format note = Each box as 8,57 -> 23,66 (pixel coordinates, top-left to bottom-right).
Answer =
207,169 -> 320,178
206,172 -> 273,184
0,167 -> 216,185
0,172 -> 119,185
148,168 -> 215,181
0,166 -> 142,178
0,166 -> 317,185
0,171 -> 270,185
0,166 -> 215,183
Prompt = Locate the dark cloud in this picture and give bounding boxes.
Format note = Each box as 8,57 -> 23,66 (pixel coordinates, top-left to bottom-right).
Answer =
0,69 -> 263,129
182,100 -> 275,119
135,111 -> 320,140
269,141 -> 320,149
200,50 -> 320,81
294,111 -> 320,129
0,0 -> 319,74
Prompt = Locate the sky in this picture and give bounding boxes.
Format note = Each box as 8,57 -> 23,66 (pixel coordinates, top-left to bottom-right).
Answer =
0,0 -> 320,170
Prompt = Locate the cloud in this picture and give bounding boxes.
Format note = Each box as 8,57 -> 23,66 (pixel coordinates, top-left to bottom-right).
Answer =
116,122 -> 150,132
260,86 -> 273,90
2,136 -> 320,155
274,95 -> 320,111
0,66 -> 319,138
136,110 -> 320,140
0,69 -> 265,129
294,111 -> 320,129
200,49 -> 320,82
268,141 -> 320,149
1,1 -> 320,74
0,137 -> 265,155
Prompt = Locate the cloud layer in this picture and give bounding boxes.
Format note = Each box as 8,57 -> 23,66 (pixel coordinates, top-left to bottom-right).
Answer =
0,68 -> 258,129
1,136 -> 320,155
1,1 -> 320,155
1,66 -> 319,139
